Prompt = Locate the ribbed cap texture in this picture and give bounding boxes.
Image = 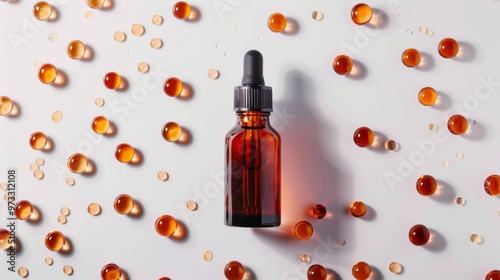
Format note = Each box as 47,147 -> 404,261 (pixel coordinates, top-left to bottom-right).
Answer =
234,86 -> 272,112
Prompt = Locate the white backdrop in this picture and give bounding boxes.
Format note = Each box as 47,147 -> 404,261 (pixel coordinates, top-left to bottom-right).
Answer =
1,0 -> 500,279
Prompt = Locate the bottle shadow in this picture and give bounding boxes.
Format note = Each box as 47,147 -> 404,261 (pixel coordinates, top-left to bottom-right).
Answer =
252,69 -> 353,260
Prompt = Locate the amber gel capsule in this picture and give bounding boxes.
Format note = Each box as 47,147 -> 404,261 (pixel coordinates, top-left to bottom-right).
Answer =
225,50 -> 281,227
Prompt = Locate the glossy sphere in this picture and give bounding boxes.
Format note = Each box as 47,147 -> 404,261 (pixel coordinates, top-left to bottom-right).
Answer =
294,221 -> 313,240
0,229 -> 10,250
67,153 -> 88,174
0,96 -> 14,116
486,270 -> 500,280
312,204 -> 327,219
15,200 -> 33,220
45,231 -> 65,251
92,116 -> 110,134
268,13 -> 287,32
351,3 -> 372,25
352,262 -> 371,280
350,201 -> 367,217
307,264 -> 327,280
484,175 -> 500,196
158,278 -> 171,280
416,175 -> 437,196
162,122 -> 182,142
114,194 -> 134,215
224,261 -> 245,280
38,64 -> 58,84
103,72 -> 122,90
87,0 -> 105,9
333,55 -> 353,75
409,224 -> 430,246
438,38 -> 459,58
172,1 -> 191,20
418,87 -> 438,106
67,40 -> 85,59
115,144 -> 135,163
401,48 -> 421,67
163,77 -> 183,97
447,114 -> 468,135
33,2 -> 52,21
155,215 -> 178,237
101,263 -> 121,280
353,127 -> 374,147
29,131 -> 47,150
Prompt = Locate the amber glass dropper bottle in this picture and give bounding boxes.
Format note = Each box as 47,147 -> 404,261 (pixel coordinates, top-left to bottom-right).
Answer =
225,50 -> 281,227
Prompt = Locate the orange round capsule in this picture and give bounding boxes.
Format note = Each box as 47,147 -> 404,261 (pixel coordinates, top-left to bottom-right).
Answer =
163,77 -> 183,97
333,55 -> 353,75
92,116 -> 110,134
418,87 -> 438,106
45,231 -> 66,251
67,153 -> 88,174
103,72 -> 122,90
86,0 -> 105,9
294,221 -> 313,240
447,114 -> 468,135
115,143 -> 135,163
158,278 -> 172,280
484,175 -> 500,196
402,48 -> 421,67
0,96 -> 14,116
409,224 -> 430,246
486,270 -> 500,280
352,261 -> 371,280
155,215 -> 178,237
172,1 -> 191,20
67,40 -> 86,60
307,264 -> 327,280
312,204 -> 327,219
416,175 -> 437,196
268,13 -> 287,32
101,263 -> 121,280
162,122 -> 182,142
15,200 -> 33,220
353,127 -> 374,148
29,131 -> 47,150
0,229 -> 10,250
38,64 -> 58,84
438,38 -> 459,59
350,201 -> 367,217
224,260 -> 245,280
113,194 -> 134,215
351,3 -> 372,25
33,1 -> 52,21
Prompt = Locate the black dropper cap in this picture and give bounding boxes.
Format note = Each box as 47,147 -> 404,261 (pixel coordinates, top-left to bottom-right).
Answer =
234,50 -> 273,112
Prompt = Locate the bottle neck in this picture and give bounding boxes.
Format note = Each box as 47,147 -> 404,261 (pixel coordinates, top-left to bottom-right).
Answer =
236,111 -> 270,128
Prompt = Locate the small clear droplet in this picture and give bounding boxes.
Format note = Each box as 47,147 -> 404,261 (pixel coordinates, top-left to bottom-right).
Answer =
419,26 -> 428,33
443,160 -> 451,167
131,23 -> 145,36
0,183 -> 7,191
34,170 -> 44,179
429,123 -> 438,131
66,177 -> 75,186
208,68 -> 220,79
63,265 -> 73,275
85,11 -> 94,18
58,215 -> 67,224
128,49 -> 134,53
95,98 -> 105,107
87,203 -> 101,216
114,31 -> 126,42
203,250 -> 213,262
215,43 -> 220,48
36,158 -> 45,165
336,239 -> 346,246
152,15 -> 163,25
47,123 -> 52,127
45,257 -> 53,265
470,233 -> 483,244
34,60 -> 43,68
469,119 -> 477,126
389,262 -> 403,274
30,163 -> 40,171
3,193 -> 8,201
497,211 -> 500,217
157,171 -> 169,181
18,267 -> 29,278
455,196 -> 466,206
60,207 -> 70,216
138,62 -> 149,73
150,38 -> 163,49
426,30 -> 434,36
456,152 -> 464,159
236,24 -> 242,29
186,200 -> 198,211
312,11 -> 324,21
299,254 -> 311,263
52,111 -> 63,123
406,28 -> 413,35
257,37 -> 264,42
49,33 -> 58,42
385,140 -> 398,151
224,51 -> 231,57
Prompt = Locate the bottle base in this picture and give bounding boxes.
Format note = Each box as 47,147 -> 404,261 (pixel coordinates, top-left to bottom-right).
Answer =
225,213 -> 280,228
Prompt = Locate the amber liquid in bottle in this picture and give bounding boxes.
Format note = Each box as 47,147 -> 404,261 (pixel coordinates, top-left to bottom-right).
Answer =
225,111 -> 280,227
